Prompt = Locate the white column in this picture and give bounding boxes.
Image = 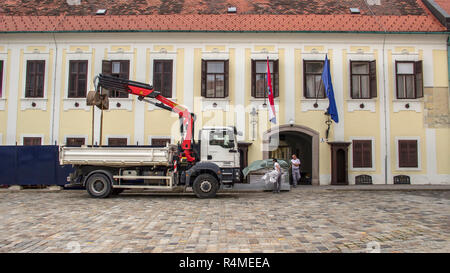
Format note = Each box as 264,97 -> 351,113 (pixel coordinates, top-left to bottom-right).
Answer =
93,45 -> 106,145
234,47 -> 246,141
183,47 -> 194,111
6,47 -> 20,145
134,46 -> 146,145
426,128 -> 437,181
284,47 -> 295,124
50,44 -> 62,145
332,48 -> 344,141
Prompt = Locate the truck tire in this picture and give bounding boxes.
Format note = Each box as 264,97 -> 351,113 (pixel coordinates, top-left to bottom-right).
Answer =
86,173 -> 113,198
192,174 -> 219,198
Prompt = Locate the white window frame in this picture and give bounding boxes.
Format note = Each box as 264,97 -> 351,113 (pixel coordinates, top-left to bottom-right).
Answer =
106,135 -> 130,146
104,51 -> 134,111
0,55 -> 6,110
63,50 -> 93,111
148,51 -> 177,111
148,135 -> 173,146
349,137 -> 376,171
64,135 -> 88,146
395,136 -> 421,171
21,51 -> 49,110
20,134 -> 45,145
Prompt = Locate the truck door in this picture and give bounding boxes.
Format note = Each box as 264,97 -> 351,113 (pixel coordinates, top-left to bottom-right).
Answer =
206,129 -> 236,168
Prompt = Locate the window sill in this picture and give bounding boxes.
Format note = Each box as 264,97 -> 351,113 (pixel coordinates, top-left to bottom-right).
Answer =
107,98 -> 133,111
393,99 -> 422,113
63,98 -> 90,111
300,98 -> 328,112
249,98 -> 280,111
20,98 -> 47,111
0,98 -> 5,111
395,167 -> 422,172
347,99 -> 376,113
201,98 -> 230,112
350,167 -> 376,172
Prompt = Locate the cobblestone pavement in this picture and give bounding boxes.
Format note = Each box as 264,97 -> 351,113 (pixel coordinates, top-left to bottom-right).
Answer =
0,189 -> 449,253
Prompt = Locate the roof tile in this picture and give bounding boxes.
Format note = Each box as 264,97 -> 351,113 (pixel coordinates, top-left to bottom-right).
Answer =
0,1 -> 446,33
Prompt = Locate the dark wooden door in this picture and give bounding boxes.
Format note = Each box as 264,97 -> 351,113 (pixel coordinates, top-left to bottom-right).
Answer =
336,149 -> 346,184
329,142 -> 351,185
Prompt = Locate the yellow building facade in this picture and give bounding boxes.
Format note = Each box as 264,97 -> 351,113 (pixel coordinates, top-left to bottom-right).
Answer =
0,32 -> 448,185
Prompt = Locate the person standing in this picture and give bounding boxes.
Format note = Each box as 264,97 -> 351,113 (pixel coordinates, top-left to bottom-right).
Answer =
272,158 -> 282,193
291,154 -> 301,188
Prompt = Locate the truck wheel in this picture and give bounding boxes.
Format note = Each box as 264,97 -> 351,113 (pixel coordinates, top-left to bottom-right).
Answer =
86,173 -> 112,198
193,174 -> 219,198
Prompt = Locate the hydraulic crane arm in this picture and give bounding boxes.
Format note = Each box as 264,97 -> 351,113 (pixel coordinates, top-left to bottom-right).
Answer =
95,74 -> 196,162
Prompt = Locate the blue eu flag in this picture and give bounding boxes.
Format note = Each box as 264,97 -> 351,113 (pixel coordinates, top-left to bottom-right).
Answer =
321,55 -> 339,123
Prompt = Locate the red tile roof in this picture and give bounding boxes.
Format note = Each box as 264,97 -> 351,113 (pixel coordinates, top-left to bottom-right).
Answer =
434,0 -> 450,15
0,0 -> 447,33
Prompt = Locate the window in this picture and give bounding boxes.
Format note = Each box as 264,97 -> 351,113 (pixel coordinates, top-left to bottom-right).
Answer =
350,61 -> 377,99
209,130 -> 234,148
396,61 -> 423,99
66,137 -> 86,147
398,140 -> 418,168
153,60 -> 173,97
151,138 -> 171,146
251,60 -> 279,98
23,137 -> 41,146
68,60 -> 88,98
102,60 -> 130,98
107,138 -> 128,146
352,140 -> 372,168
303,60 -> 325,98
0,60 -> 3,97
25,60 -> 45,98
201,60 -> 229,98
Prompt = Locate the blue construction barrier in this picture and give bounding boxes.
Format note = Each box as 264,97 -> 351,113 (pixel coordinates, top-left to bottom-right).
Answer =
0,145 -> 72,186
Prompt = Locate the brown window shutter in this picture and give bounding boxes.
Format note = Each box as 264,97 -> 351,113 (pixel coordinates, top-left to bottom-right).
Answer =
369,60 -> 377,98
166,60 -> 173,97
0,61 -> 3,96
362,141 -> 372,168
273,59 -> 279,98
201,59 -> 206,97
415,61 -> 423,98
350,60 -> 355,99
408,140 -> 418,167
66,137 -> 85,147
108,138 -> 127,146
122,60 -> 130,79
102,60 -> 112,75
224,59 -> 229,97
23,137 -> 41,146
395,61 -> 399,99
399,140 -> 418,168
399,141 -> 408,167
352,141 -> 362,168
251,60 -> 256,97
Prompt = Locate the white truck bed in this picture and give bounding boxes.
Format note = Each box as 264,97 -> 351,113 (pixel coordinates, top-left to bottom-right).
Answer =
59,146 -> 175,167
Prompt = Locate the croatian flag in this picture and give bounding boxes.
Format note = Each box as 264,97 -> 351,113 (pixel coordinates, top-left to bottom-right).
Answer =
266,58 -> 277,124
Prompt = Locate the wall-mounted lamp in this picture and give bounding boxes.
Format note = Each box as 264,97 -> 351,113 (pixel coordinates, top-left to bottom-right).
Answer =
289,118 -> 294,127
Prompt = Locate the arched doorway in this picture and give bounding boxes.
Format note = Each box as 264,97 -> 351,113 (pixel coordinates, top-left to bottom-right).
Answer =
263,125 -> 320,185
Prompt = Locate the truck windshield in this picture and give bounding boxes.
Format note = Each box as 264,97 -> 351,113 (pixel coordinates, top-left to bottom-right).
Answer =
209,130 -> 235,149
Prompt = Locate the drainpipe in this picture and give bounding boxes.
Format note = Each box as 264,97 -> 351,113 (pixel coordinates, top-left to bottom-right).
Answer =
364,1 -> 389,184
447,36 -> 450,120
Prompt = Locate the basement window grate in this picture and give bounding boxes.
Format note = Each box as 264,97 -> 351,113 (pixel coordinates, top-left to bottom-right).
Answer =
393,175 -> 411,184
355,175 -> 372,185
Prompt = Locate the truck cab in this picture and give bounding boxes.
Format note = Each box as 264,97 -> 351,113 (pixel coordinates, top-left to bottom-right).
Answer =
199,126 -> 240,169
